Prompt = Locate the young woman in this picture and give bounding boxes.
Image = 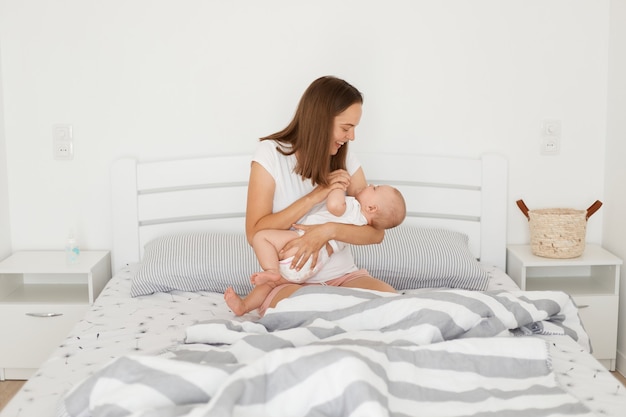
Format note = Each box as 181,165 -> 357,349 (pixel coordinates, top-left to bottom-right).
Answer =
244,76 -> 396,313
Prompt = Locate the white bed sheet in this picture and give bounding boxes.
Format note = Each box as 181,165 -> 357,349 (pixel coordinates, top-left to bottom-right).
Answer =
2,264 -> 625,417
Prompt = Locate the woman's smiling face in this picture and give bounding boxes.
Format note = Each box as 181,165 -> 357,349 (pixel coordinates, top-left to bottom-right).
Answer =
330,102 -> 362,155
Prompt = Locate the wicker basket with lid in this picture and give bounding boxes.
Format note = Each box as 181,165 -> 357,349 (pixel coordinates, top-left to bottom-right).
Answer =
516,199 -> 602,259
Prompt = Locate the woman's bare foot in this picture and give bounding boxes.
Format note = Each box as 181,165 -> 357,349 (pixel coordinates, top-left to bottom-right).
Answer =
224,286 -> 247,316
251,270 -> 282,285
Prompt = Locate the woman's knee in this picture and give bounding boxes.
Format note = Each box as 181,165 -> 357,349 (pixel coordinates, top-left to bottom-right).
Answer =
269,284 -> 302,308
342,276 -> 396,293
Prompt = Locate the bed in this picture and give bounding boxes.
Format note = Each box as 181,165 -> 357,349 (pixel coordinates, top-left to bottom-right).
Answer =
2,152 -> 626,417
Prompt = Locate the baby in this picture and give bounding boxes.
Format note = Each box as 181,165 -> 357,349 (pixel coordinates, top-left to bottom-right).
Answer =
224,184 -> 406,316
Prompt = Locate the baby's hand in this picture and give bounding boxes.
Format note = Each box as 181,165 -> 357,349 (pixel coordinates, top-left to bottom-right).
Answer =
328,169 -> 350,190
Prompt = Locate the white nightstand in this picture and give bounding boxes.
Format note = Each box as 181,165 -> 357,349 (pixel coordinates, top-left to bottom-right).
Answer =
506,244 -> 621,370
0,250 -> 111,380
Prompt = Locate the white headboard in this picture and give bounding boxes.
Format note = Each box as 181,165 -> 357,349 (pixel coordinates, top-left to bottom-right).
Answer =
111,153 -> 508,273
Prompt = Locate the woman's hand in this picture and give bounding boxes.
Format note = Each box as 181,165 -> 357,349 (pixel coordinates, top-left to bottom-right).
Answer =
328,169 -> 351,189
246,165 -> 353,244
280,223 -> 333,271
308,169 -> 351,205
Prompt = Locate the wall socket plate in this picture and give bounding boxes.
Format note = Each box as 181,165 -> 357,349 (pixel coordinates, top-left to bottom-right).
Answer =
53,124 -> 73,160
541,136 -> 560,155
541,119 -> 561,155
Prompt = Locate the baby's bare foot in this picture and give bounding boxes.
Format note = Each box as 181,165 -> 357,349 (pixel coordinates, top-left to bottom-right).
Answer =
224,287 -> 247,316
251,271 -> 282,285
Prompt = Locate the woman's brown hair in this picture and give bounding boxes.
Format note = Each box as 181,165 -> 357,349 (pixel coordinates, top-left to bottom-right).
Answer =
260,76 -> 363,186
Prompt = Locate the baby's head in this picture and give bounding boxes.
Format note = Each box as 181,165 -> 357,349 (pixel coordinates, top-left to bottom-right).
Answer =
356,185 -> 406,230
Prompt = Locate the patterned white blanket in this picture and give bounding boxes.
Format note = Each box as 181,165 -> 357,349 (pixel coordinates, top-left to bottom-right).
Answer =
59,287 -> 594,417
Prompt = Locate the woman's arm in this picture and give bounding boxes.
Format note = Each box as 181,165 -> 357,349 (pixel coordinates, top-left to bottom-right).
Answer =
245,162 -> 350,244
283,221 -> 384,271
281,166 -> 384,270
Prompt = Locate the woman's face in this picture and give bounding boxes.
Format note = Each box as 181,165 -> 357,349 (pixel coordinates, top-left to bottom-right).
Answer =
330,103 -> 362,155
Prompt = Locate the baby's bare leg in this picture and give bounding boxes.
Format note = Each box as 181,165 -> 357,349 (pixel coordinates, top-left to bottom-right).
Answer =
251,272 -> 290,285
252,229 -> 300,274
224,287 -> 247,316
224,284 -> 274,316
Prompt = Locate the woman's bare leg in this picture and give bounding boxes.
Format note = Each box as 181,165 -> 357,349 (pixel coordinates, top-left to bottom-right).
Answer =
268,284 -> 302,309
341,276 -> 396,293
262,276 -> 395,314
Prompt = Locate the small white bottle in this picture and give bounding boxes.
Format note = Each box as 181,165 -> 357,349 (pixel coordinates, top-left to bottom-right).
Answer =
66,230 -> 80,265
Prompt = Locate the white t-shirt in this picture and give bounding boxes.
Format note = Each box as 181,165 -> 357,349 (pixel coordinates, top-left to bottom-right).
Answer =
252,140 -> 361,221
304,197 -> 366,227
252,140 -> 362,282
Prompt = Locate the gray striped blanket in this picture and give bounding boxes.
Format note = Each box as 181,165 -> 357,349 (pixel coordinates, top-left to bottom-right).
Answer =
60,287 -> 594,417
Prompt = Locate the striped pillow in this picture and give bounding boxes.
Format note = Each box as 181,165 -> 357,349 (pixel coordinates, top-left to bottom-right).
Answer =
352,227 -> 490,291
131,233 -> 258,297
131,227 -> 489,297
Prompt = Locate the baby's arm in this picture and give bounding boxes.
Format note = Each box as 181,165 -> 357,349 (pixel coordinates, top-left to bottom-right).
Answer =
325,188 -> 347,217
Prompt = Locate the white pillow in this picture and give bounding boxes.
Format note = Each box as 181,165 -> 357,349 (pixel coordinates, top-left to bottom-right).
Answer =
352,227 -> 490,291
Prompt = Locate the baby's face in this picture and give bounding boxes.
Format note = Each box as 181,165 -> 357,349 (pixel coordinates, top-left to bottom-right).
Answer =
357,184 -> 394,206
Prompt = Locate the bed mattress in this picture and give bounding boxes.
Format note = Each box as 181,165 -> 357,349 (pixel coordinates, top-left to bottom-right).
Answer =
2,264 -> 625,417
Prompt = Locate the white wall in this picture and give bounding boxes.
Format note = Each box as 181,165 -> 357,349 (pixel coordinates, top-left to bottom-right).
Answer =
0,40 -> 11,259
604,0 -> 626,374
2,0 -> 626,371
0,0 -> 611,253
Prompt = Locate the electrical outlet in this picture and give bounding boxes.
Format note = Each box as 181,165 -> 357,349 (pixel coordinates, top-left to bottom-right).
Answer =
541,137 -> 560,155
541,119 -> 561,155
53,124 -> 74,160
54,141 -> 73,160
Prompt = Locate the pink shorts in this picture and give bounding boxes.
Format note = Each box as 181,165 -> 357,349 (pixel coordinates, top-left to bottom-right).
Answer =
257,269 -> 371,317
